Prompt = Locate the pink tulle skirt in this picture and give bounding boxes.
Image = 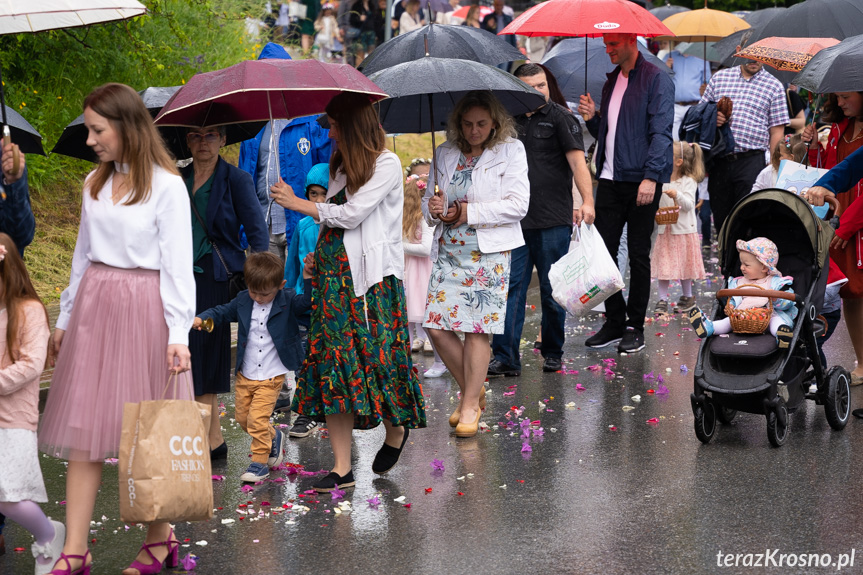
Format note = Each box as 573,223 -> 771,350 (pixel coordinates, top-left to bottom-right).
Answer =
39,264 -> 189,462
651,230 -> 706,281
404,254 -> 432,323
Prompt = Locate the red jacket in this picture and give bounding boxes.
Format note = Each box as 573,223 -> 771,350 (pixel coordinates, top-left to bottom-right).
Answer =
810,118 -> 863,268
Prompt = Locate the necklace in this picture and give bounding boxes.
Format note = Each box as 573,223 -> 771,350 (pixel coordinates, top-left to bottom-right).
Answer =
843,121 -> 863,143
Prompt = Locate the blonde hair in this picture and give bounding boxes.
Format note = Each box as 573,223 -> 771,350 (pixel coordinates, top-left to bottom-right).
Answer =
675,141 -> 705,183
771,134 -> 807,171
83,83 -> 179,205
446,91 -> 517,155
402,175 -> 426,241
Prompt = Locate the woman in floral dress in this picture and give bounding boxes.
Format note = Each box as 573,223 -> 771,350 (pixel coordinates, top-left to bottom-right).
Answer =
423,91 -> 529,437
270,92 -> 425,492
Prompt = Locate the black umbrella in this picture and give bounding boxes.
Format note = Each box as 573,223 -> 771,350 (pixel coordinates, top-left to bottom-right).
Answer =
367,56 -> 544,221
0,105 -> 44,156
51,86 -> 265,162
751,0 -> 863,44
358,24 -> 524,75
541,38 -> 671,109
649,3 -> 689,22
715,8 -> 786,65
368,56 -> 545,134
793,34 -> 863,94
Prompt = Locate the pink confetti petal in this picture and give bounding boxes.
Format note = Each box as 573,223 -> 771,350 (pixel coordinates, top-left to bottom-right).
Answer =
503,391 -> 515,396
521,443 -> 532,452
646,418 -> 659,425
241,485 -> 255,493
576,384 -> 586,391
212,475 -> 225,481
181,553 -> 197,571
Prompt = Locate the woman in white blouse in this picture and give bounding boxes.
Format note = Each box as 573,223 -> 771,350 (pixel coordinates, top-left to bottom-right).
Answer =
39,83 -> 195,575
270,92 -> 426,493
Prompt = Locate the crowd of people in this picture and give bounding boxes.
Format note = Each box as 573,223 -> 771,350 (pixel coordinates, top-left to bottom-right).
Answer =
1,9 -> 863,574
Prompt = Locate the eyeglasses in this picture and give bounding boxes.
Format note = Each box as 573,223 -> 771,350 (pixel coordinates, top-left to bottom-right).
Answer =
186,132 -> 221,144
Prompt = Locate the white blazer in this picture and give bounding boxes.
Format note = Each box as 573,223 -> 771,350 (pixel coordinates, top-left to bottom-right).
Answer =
657,175 -> 698,235
422,138 -> 530,261
315,150 -> 405,297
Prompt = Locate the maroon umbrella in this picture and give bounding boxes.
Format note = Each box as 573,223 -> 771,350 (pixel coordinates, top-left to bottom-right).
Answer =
154,59 -> 388,128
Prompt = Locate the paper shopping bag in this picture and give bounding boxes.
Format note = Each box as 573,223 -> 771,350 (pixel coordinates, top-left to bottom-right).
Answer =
119,374 -> 213,523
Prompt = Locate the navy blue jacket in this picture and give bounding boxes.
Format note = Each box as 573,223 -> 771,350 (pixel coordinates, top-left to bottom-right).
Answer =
198,280 -> 312,374
586,52 -> 675,184
181,157 -> 269,281
0,167 -> 35,255
679,101 -> 735,168
816,145 -> 863,195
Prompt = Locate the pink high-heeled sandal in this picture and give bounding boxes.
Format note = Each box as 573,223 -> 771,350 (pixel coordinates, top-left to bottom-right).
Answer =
49,550 -> 91,575
124,530 -> 179,575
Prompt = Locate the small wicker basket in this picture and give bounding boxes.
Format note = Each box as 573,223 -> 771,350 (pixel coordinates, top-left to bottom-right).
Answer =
724,284 -> 772,334
655,198 -> 680,225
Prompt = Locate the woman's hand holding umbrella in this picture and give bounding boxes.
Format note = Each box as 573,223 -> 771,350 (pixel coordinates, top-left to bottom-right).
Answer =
270,179 -> 320,218
429,192 -> 466,225
1,141 -> 23,183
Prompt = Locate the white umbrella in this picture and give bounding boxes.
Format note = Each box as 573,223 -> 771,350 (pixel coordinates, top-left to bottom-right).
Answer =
0,0 -> 146,34
0,0 -> 146,170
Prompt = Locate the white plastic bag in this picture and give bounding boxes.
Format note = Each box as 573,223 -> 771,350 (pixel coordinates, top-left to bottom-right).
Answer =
549,224 -> 624,316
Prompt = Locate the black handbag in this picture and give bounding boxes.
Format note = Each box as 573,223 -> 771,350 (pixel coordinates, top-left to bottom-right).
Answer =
188,194 -> 247,299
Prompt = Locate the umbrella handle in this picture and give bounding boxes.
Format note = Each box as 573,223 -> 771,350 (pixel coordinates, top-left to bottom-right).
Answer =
3,126 -> 19,177
435,186 -> 462,224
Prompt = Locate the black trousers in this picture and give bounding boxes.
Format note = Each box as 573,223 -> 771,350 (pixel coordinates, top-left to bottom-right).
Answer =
708,151 -> 767,236
594,179 -> 661,333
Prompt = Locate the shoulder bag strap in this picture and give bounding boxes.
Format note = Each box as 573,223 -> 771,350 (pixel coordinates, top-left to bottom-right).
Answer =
188,190 -> 232,277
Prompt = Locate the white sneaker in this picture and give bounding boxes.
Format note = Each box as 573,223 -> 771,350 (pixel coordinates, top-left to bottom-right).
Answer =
424,363 -> 449,378
32,519 -> 65,575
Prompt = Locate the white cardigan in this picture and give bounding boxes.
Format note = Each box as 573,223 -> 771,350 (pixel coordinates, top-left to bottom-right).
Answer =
315,151 -> 405,297
422,138 -> 530,261
656,175 -> 698,235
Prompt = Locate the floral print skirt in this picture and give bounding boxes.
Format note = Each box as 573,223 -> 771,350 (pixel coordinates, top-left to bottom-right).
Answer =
422,224 -> 511,334
291,191 -> 426,430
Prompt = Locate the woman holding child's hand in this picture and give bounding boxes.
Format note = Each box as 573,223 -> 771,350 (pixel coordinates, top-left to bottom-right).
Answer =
275,92 -> 426,494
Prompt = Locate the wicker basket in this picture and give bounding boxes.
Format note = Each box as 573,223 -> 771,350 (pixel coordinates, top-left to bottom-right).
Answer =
655,197 -> 680,225
724,284 -> 772,334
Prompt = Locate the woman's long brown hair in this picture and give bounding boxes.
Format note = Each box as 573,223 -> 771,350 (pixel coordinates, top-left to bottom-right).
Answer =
0,233 -> 48,361
83,83 -> 179,205
325,92 -> 386,193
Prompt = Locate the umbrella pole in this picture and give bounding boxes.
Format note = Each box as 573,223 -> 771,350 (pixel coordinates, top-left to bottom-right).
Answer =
584,36 -> 588,97
0,65 -> 18,176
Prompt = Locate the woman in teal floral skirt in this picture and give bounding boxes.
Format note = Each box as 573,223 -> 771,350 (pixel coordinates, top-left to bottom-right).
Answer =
422,91 -> 529,438
270,92 -> 425,492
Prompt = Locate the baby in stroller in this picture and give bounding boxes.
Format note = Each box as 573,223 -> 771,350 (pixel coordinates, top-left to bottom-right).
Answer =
688,237 -> 797,348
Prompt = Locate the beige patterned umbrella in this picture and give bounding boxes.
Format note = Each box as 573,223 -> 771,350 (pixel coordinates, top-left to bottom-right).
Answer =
736,36 -> 840,73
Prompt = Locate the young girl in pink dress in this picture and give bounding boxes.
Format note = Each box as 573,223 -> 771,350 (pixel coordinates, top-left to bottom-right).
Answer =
402,173 -> 448,377
651,141 -> 707,315
0,234 -> 61,575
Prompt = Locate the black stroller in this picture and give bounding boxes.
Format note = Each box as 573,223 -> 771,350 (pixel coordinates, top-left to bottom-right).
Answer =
691,189 -> 850,447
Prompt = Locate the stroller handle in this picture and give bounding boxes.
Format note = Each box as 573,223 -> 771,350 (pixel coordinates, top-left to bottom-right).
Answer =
716,288 -> 796,302
824,195 -> 842,217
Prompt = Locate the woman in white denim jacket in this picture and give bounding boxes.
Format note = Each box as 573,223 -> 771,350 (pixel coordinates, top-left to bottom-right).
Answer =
422,91 -> 529,438
270,92 -> 426,493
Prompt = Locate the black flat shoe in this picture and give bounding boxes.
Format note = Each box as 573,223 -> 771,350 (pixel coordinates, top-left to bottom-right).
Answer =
314,470 -> 355,492
372,428 -> 410,474
210,442 -> 228,460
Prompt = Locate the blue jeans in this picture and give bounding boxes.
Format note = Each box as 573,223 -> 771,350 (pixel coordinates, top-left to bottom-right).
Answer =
492,225 -> 572,368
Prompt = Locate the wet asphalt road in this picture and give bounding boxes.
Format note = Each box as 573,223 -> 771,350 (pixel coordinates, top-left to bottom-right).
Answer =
3,251 -> 863,575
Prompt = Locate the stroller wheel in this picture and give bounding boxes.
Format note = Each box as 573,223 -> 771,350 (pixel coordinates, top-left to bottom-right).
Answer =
824,366 -> 851,430
766,402 -> 789,447
694,398 -> 717,444
716,406 -> 737,425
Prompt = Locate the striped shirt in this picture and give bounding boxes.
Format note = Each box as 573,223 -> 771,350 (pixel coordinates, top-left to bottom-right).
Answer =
700,67 -> 789,153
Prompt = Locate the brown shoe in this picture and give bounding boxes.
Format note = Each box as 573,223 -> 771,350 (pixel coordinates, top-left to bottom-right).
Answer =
677,296 -> 697,312
851,373 -> 863,387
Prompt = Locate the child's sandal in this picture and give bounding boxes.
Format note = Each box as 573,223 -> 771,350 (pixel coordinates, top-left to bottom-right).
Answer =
776,325 -> 793,349
688,308 -> 712,338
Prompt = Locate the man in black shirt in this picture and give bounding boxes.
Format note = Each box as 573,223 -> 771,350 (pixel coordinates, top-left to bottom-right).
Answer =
488,63 -> 595,376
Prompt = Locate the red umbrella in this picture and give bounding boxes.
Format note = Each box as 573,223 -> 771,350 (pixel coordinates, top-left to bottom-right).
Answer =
500,0 -> 673,38
154,59 -> 387,128
500,0 -> 673,97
